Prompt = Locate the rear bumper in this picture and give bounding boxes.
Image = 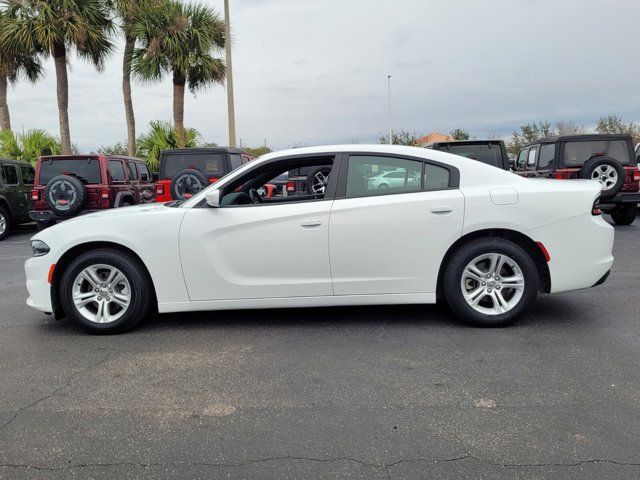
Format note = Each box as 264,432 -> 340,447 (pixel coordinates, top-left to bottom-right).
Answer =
526,213 -> 614,294
599,192 -> 640,209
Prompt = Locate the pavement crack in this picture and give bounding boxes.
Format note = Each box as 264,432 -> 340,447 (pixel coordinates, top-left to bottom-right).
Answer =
0,348 -> 115,433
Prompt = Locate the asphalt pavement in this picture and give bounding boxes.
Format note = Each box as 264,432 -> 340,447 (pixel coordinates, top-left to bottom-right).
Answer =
1,219 -> 639,479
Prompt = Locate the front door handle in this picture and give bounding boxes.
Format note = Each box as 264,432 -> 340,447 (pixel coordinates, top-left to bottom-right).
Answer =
430,206 -> 453,214
300,218 -> 322,227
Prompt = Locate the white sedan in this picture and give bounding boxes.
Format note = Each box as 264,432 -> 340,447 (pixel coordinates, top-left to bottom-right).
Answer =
25,145 -> 614,333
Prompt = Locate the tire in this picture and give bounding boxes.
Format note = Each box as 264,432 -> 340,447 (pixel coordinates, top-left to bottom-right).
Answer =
170,169 -> 207,200
443,238 -> 539,327
59,248 -> 153,334
0,206 -> 9,241
378,183 -> 389,189
36,220 -> 56,231
44,175 -> 86,217
306,167 -> 331,195
610,203 -> 638,225
119,200 -> 132,208
579,157 -> 624,200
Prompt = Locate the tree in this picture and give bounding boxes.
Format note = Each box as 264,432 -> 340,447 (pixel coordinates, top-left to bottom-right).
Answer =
136,120 -> 199,170
450,128 -> 471,141
97,142 -> 129,155
109,0 -> 152,156
377,130 -> 422,146
0,129 -> 61,164
0,10 -> 44,131
508,121 -> 555,155
596,115 -> 640,143
555,120 -> 585,136
132,0 -> 225,148
1,0 -> 114,154
243,146 -> 272,157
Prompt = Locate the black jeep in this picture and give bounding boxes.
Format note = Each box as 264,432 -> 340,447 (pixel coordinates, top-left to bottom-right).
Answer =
424,139 -> 510,170
0,158 -> 35,240
514,134 -> 640,225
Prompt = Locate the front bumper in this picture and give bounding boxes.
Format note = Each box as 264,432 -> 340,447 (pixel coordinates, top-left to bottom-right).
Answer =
598,192 -> 640,209
25,256 -> 54,313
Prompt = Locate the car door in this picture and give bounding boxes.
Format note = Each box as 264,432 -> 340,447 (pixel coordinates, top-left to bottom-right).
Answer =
0,164 -> 25,217
18,164 -> 35,219
125,161 -> 141,203
329,153 -> 464,295
137,163 -> 156,203
178,156 -> 339,301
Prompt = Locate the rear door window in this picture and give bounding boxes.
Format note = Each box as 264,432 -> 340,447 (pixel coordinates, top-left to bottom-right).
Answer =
127,161 -> 138,181
346,156 -> 423,197
109,160 -> 126,182
563,140 -> 631,166
161,153 -> 224,179
39,158 -> 102,185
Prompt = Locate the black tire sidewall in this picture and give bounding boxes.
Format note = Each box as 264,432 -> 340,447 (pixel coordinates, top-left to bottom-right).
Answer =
44,175 -> 86,217
170,169 -> 208,200
579,157 -> 625,199
610,204 -> 638,225
443,238 -> 539,327
59,249 -> 152,334
0,206 -> 9,240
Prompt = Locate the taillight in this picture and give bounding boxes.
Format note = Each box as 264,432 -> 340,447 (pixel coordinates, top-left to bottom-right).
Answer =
156,184 -> 164,196
554,172 -> 571,179
592,198 -> 602,216
31,190 -> 39,201
632,168 -> 640,182
101,189 -> 110,199
286,181 -> 296,192
208,177 -> 220,184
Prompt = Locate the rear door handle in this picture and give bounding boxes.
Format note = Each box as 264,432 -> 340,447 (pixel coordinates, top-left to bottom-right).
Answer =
301,218 -> 322,227
430,206 -> 453,214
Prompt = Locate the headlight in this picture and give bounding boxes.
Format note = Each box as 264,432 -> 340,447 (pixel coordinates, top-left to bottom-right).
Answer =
31,240 -> 50,257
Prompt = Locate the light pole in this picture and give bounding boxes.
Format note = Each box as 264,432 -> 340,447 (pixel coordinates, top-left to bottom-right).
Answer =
387,75 -> 392,145
224,0 -> 236,147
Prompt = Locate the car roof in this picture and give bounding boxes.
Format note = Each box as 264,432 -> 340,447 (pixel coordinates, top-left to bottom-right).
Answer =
428,139 -> 505,147
161,147 -> 245,155
524,133 -> 633,147
0,157 -> 33,167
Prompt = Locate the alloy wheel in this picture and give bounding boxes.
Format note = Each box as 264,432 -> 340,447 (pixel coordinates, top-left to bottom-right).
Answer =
460,253 -> 525,315
591,165 -> 618,191
0,213 -> 6,235
71,264 -> 131,324
311,170 -> 330,194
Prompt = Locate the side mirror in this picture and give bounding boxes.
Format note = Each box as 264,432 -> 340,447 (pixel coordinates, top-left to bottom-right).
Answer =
508,159 -> 515,170
205,189 -> 221,207
152,173 -> 159,182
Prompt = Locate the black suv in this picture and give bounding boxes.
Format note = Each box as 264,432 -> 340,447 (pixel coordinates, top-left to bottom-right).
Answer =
0,158 -> 35,240
514,134 -> 640,225
424,139 -> 510,170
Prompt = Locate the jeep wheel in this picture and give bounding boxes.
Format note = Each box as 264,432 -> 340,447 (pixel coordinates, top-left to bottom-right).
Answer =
610,204 -> 638,226
59,249 -> 153,334
306,167 -> 331,195
0,206 -> 9,241
45,175 -> 86,217
443,238 -> 539,327
170,169 -> 207,200
579,157 -> 624,200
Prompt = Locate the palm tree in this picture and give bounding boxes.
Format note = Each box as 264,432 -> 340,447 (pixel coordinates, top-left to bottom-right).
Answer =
137,120 -> 199,170
0,10 -> 44,131
132,0 -> 225,148
0,0 -> 113,155
0,128 -> 61,165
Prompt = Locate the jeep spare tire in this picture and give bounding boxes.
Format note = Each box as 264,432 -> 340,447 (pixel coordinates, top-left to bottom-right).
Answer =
45,175 -> 86,217
579,157 -> 624,199
170,169 -> 207,200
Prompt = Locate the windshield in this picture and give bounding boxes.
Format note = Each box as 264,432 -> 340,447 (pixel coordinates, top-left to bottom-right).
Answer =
39,158 -> 102,185
160,153 -> 224,179
563,140 -> 632,166
442,144 -> 504,167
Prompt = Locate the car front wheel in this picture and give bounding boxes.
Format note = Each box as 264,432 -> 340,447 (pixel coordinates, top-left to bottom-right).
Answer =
0,206 -> 9,241
59,249 -> 153,334
443,238 -> 539,327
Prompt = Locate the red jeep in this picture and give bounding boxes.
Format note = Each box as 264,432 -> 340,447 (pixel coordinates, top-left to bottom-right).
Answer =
155,147 -> 254,202
30,155 -> 156,230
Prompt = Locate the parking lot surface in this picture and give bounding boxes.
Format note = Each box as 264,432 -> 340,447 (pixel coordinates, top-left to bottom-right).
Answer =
1,219 -> 639,479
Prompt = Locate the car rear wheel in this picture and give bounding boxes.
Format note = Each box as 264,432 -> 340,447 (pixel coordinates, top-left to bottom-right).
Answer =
610,204 -> 638,225
59,249 -> 153,334
44,175 -> 86,217
0,206 -> 9,241
306,167 -> 331,195
579,157 -> 625,200
443,238 -> 539,327
170,169 -> 207,200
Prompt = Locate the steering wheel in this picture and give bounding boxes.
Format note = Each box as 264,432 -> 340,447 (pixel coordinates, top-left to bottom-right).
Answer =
248,188 -> 264,204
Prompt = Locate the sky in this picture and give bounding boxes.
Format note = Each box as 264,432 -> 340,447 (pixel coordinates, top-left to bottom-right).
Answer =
7,0 -> 640,151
